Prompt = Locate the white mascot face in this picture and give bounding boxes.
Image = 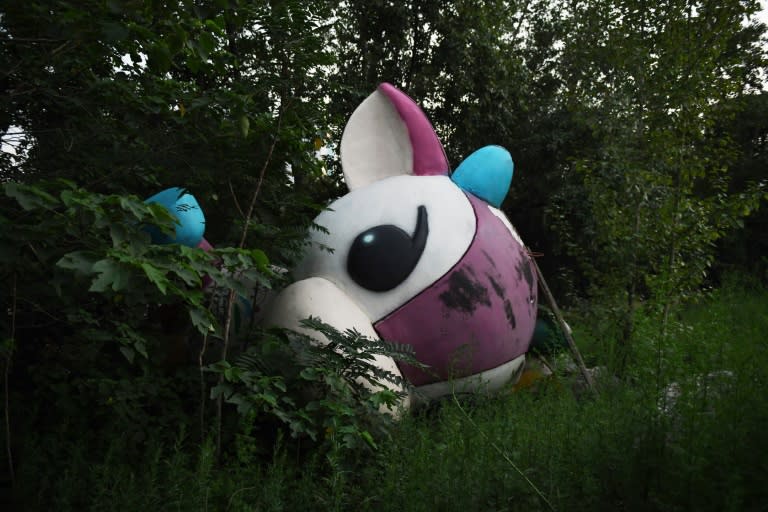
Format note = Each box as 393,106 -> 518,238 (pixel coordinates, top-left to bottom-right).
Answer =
265,83 -> 538,412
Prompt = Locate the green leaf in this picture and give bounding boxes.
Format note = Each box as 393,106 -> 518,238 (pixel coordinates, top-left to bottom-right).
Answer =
89,259 -> 132,292
171,265 -> 201,287
5,182 -> 57,211
189,307 -> 214,335
101,21 -> 129,42
141,263 -> 169,294
197,32 -> 217,60
261,390 -> 278,407
148,41 -> 172,73
1,338 -> 15,357
300,367 -> 319,381
210,383 -> 231,400
120,346 -> 135,364
119,196 -> 150,220
239,115 -> 250,138
251,249 -> 269,268
204,19 -> 224,35
224,366 -> 239,381
57,251 -> 98,275
109,223 -> 130,247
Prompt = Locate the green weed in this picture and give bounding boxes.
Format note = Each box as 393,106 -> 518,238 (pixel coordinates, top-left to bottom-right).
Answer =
9,280 -> 768,511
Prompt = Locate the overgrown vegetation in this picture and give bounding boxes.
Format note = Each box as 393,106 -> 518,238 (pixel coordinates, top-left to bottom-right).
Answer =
2,0 -> 767,509
7,281 -> 767,511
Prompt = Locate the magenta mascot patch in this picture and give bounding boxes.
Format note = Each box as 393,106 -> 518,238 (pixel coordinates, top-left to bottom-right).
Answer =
265,83 -> 538,411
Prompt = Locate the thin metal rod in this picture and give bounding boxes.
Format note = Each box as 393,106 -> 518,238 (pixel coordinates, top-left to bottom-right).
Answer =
529,253 -> 598,395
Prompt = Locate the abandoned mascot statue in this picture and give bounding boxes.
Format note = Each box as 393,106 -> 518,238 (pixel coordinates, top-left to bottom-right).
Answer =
264,83 -> 538,412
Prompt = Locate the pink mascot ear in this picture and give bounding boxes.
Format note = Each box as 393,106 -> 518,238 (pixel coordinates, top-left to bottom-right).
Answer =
340,83 -> 449,190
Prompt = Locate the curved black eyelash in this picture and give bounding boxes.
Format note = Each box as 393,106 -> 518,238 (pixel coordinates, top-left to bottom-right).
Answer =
175,203 -> 199,212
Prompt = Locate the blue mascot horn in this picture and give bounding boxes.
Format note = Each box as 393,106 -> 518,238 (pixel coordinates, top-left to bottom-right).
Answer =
451,145 -> 514,208
144,187 -> 205,247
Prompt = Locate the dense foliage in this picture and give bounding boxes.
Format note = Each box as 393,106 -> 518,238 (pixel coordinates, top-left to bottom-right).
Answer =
10,281 -> 768,511
2,0 -> 767,508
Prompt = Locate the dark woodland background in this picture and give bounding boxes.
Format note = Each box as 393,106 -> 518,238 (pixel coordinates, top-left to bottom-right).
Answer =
2,1 -> 768,510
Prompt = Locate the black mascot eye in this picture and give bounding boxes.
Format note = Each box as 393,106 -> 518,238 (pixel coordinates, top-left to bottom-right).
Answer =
347,205 -> 429,292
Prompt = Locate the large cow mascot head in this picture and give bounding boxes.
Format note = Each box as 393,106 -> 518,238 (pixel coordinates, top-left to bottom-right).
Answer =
265,84 -> 538,412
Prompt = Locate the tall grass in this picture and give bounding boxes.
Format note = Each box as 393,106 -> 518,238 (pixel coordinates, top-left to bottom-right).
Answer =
11,279 -> 768,511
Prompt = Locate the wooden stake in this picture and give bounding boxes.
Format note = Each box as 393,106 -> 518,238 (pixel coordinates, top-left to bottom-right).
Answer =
529,252 -> 598,396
